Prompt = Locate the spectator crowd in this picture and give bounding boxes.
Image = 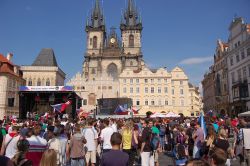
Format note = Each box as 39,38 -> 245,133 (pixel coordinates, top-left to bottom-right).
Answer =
0,111 -> 250,166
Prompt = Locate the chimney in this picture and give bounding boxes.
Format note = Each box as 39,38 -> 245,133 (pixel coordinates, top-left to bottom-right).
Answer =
6,53 -> 13,62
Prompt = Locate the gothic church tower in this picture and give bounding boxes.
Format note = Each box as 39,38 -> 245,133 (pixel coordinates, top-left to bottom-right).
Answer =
84,0 -> 105,79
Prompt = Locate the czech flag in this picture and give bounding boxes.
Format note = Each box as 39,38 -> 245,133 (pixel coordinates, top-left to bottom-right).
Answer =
114,105 -> 129,115
51,100 -> 72,113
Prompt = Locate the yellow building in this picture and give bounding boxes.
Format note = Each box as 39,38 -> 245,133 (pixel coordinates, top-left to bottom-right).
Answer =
119,66 -> 201,116
188,83 -> 202,116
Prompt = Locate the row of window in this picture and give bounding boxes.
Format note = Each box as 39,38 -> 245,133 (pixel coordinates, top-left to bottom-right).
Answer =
231,65 -> 250,83
73,86 -> 114,91
90,34 -> 135,49
28,79 -> 50,86
230,48 -> 250,66
123,78 -> 184,85
134,99 -> 185,106
123,87 -> 184,95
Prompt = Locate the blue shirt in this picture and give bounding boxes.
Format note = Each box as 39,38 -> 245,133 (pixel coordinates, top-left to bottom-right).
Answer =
213,123 -> 219,133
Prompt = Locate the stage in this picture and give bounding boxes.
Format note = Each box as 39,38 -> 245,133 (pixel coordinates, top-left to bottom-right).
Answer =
19,86 -> 81,119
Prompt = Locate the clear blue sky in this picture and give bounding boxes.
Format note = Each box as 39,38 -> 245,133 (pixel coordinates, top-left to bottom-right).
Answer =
0,0 -> 249,86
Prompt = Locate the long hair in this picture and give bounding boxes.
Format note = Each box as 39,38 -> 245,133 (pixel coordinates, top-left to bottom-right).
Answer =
40,149 -> 57,166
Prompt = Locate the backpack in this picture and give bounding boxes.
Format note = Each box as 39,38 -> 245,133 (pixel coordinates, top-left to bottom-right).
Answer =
150,133 -> 160,151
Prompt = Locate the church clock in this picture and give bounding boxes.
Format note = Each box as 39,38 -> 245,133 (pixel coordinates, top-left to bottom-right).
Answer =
110,37 -> 116,44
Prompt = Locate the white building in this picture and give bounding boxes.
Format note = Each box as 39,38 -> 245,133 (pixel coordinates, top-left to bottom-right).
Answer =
227,17 -> 250,115
20,48 -> 65,86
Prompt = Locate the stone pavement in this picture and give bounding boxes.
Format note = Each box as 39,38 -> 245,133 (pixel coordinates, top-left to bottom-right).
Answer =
159,152 -> 174,166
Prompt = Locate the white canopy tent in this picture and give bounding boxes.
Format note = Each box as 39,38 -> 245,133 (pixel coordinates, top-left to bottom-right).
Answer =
150,112 -> 167,118
165,111 -> 180,118
239,111 -> 250,117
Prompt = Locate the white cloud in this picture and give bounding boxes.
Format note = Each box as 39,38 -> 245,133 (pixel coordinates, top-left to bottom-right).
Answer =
179,56 -> 213,65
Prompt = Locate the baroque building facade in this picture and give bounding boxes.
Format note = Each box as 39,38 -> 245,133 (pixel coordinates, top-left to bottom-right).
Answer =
20,48 -> 66,87
119,67 -> 201,116
68,0 -> 202,115
227,18 -> 250,116
202,17 -> 250,116
0,53 -> 25,119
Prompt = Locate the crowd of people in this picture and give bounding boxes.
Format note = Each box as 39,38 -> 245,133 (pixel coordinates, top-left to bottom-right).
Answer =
0,111 -> 249,166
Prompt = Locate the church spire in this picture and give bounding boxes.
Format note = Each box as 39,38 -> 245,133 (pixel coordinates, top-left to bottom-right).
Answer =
86,0 -> 105,31
93,0 -> 101,18
120,0 -> 142,30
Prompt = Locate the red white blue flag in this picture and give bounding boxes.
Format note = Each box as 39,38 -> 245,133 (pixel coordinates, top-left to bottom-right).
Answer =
51,100 -> 72,113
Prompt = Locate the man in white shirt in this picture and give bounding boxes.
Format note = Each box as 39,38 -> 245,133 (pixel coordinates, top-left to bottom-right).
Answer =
82,119 -> 98,166
1,126 -> 20,159
110,119 -> 117,132
47,126 -> 61,165
100,119 -> 114,153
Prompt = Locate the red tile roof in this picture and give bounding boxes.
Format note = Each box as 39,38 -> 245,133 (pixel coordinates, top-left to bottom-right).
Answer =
0,54 -> 13,65
0,53 -> 19,77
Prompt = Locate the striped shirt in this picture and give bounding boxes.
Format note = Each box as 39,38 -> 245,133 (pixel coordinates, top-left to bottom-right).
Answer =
26,135 -> 47,166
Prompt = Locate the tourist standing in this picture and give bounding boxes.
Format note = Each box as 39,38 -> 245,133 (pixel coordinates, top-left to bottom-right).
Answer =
140,119 -> 154,166
82,119 -> 98,166
101,132 -> 129,166
192,122 -> 204,158
1,126 -> 21,159
26,125 -> 47,166
122,121 -> 134,166
47,126 -> 61,165
100,119 -> 114,153
67,124 -> 86,166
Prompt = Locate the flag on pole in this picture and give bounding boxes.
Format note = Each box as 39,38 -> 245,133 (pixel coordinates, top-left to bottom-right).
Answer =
51,100 -> 72,113
198,113 -> 207,139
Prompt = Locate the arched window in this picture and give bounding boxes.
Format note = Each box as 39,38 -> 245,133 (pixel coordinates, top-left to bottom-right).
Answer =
129,34 -> 134,47
28,79 -> 32,86
91,68 -> 96,74
46,79 -> 50,86
107,63 -> 118,80
37,78 -> 41,86
93,36 -> 97,49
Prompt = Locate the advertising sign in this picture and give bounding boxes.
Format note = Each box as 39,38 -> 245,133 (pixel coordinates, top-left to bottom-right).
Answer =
19,86 -> 73,92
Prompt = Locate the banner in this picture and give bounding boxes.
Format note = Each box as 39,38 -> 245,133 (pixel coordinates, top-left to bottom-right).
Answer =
19,86 -> 73,91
